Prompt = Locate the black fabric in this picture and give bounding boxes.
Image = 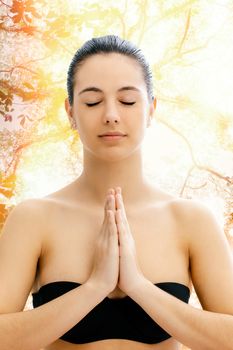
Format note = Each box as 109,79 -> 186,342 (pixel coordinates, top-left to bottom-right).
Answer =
32,281 -> 190,344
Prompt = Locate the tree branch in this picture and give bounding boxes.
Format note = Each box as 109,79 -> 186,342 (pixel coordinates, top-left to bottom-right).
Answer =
0,0 -> 11,8
177,7 -> 192,54
158,118 -> 233,190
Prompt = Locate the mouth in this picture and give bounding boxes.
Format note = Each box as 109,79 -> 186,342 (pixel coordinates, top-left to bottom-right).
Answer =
98,131 -> 127,137
99,135 -> 127,141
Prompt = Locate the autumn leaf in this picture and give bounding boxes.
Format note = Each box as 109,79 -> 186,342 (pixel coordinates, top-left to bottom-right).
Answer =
0,204 -> 12,232
24,13 -> 33,24
27,7 -> 41,19
19,116 -> 26,126
4,114 -> 12,122
11,0 -> 25,23
23,82 -> 34,90
21,25 -> 37,34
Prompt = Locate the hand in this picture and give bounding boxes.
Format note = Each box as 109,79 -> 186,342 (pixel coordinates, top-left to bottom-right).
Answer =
114,187 -> 146,295
87,189 -> 119,295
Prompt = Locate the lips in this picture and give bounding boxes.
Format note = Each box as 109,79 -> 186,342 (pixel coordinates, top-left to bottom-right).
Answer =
99,131 -> 126,137
100,135 -> 126,142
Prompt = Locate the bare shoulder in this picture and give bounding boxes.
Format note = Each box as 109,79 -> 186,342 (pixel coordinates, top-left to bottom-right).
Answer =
0,197 -> 59,312
166,195 -> 209,213
3,197 -> 60,241
167,196 -> 224,238
167,197 -> 233,311
5,197 -> 49,227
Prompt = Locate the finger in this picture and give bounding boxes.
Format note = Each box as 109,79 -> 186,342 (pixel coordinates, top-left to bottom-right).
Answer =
116,209 -> 126,238
116,209 -> 131,249
108,188 -> 115,195
105,210 -> 118,255
107,195 -> 118,240
102,189 -> 117,242
101,211 -> 113,248
115,187 -> 127,218
102,193 -> 112,240
115,187 -> 121,211
104,189 -> 115,216
109,194 -> 116,214
115,187 -> 121,194
104,195 -> 110,221
116,207 -> 133,244
107,210 -> 117,239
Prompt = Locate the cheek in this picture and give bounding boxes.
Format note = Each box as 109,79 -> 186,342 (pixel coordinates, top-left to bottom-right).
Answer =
74,115 -> 100,146
132,106 -> 148,129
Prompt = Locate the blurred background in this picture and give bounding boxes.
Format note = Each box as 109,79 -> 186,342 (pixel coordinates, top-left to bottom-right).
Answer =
0,1 -> 233,349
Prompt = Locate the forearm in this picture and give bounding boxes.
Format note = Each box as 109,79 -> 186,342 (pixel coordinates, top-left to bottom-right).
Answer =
128,279 -> 233,350
0,282 -> 106,350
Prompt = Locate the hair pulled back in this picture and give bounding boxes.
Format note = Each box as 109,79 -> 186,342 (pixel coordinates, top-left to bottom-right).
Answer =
67,35 -> 154,105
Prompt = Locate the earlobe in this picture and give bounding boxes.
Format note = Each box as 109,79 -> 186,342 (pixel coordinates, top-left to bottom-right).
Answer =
70,118 -> 77,130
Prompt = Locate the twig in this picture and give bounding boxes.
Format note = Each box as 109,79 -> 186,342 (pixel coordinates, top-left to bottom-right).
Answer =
158,118 -> 233,189
0,0 -> 11,8
177,7 -> 192,55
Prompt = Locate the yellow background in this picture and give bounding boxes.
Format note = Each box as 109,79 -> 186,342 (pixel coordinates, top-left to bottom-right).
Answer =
0,1 -> 233,348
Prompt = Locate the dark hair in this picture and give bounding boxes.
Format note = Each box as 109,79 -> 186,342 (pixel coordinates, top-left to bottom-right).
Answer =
67,35 -> 154,105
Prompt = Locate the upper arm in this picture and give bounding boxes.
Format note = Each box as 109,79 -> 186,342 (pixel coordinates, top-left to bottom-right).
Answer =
0,199 -> 44,313
180,199 -> 233,314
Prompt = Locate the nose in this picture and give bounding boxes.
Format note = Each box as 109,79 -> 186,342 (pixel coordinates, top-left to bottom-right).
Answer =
103,101 -> 120,124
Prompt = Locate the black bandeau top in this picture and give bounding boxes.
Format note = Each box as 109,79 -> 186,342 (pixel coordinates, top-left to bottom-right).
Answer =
32,281 -> 190,344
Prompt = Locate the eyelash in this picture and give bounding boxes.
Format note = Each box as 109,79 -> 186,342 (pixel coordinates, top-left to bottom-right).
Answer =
85,101 -> 136,107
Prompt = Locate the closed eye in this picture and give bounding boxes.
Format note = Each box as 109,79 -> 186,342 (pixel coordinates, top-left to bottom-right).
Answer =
121,101 -> 136,105
86,102 -> 101,107
85,101 -> 136,107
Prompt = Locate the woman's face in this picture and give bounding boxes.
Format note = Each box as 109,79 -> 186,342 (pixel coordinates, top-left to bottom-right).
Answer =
66,53 -> 155,161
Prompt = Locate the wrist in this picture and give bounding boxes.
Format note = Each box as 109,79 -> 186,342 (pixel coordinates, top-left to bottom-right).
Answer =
126,276 -> 152,298
84,279 -> 110,299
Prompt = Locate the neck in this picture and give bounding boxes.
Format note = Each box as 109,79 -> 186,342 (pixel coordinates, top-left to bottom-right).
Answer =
76,148 -> 152,208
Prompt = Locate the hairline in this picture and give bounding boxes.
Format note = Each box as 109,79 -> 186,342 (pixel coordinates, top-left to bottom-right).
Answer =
71,52 -> 150,101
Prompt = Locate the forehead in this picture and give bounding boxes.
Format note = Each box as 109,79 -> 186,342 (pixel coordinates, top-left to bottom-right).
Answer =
73,53 -> 146,92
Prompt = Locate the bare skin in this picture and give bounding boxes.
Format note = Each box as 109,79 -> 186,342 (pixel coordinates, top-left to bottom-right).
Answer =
1,52 -> 233,350
31,179 -> 190,350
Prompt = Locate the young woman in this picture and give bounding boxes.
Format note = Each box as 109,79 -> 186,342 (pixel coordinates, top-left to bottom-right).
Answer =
0,35 -> 233,350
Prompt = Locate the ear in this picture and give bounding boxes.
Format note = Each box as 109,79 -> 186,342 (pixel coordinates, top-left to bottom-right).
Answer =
147,97 -> 157,127
65,98 -> 77,130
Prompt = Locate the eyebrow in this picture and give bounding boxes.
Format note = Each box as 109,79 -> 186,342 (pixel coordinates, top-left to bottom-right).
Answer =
78,86 -> 141,95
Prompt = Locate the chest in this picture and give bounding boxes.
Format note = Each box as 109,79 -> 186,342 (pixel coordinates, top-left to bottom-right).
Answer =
33,203 -> 189,293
